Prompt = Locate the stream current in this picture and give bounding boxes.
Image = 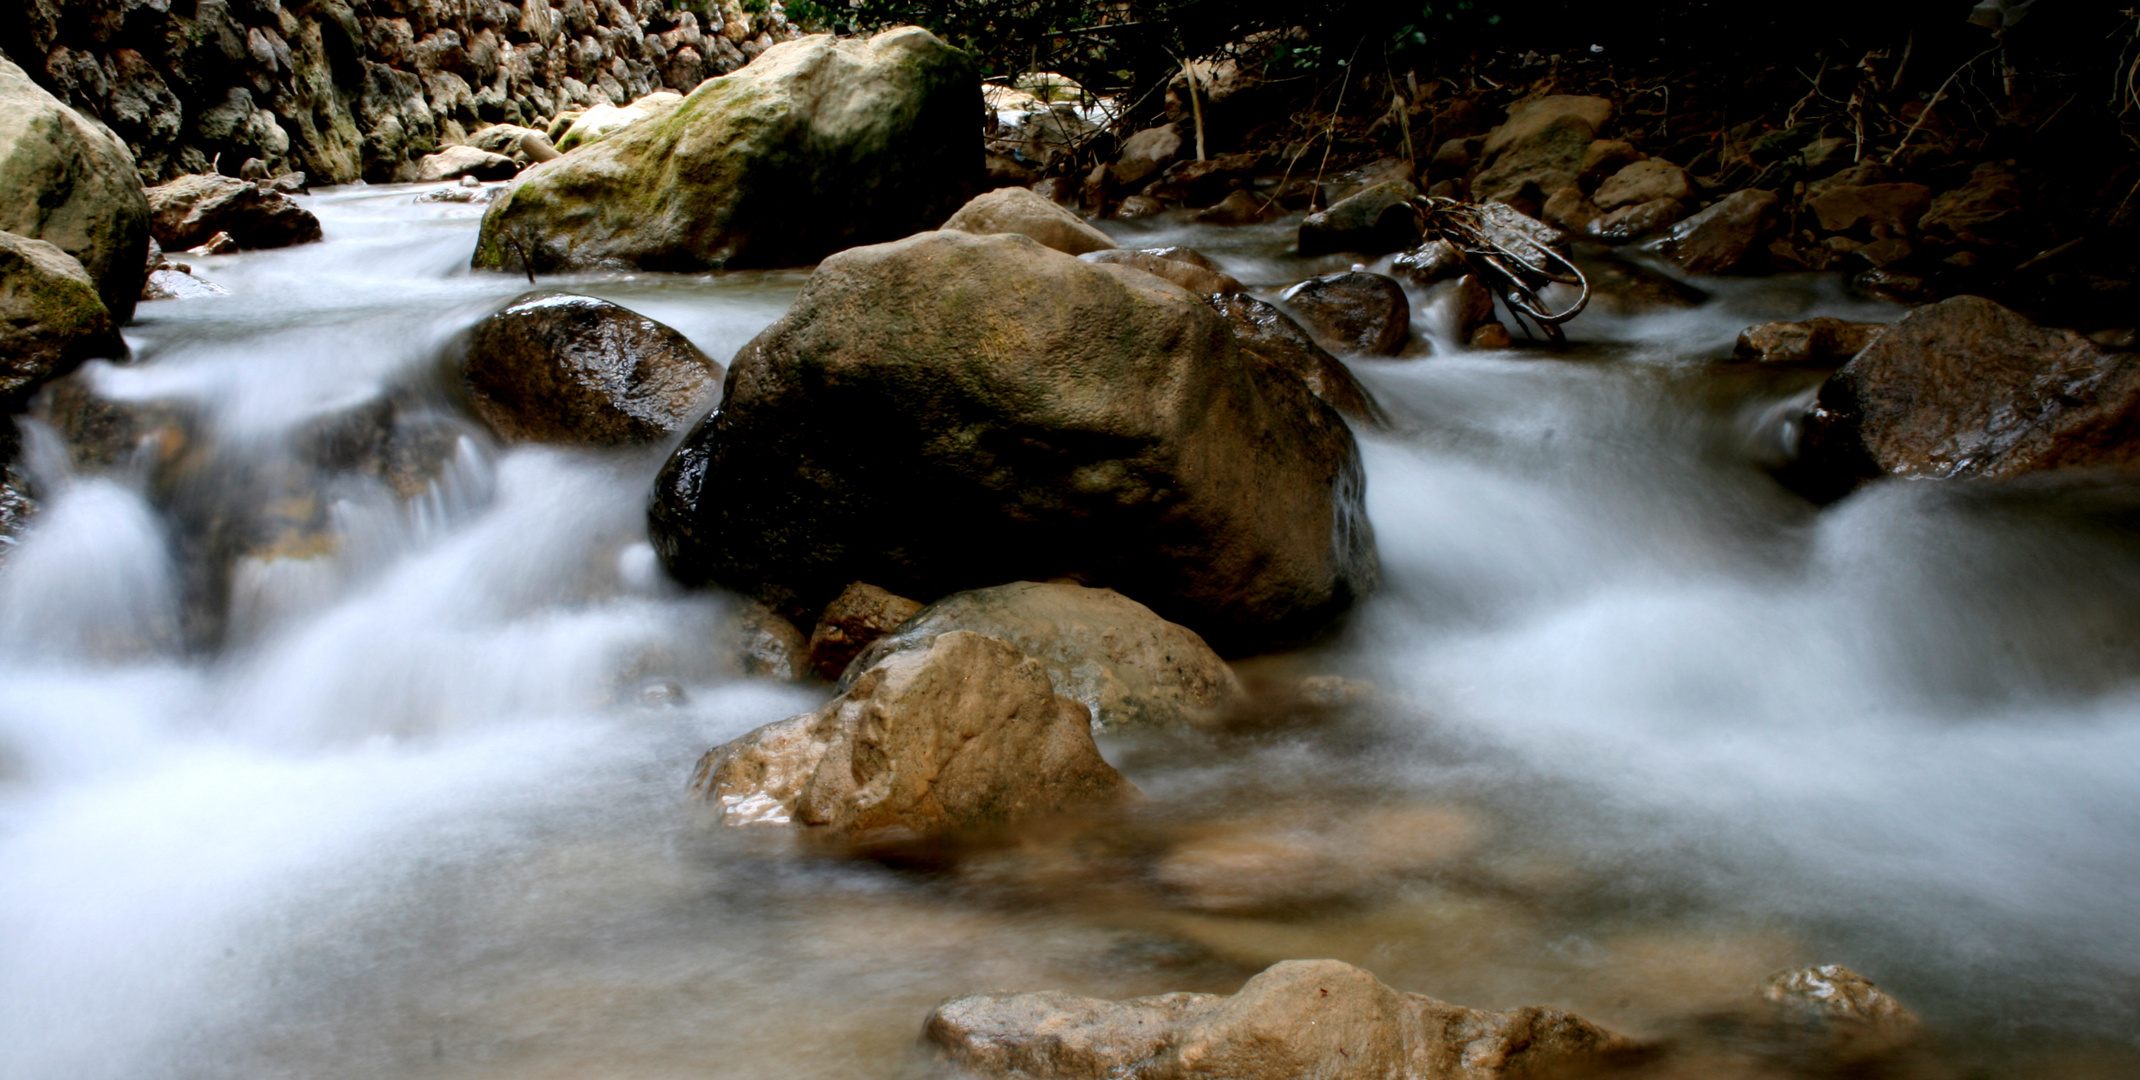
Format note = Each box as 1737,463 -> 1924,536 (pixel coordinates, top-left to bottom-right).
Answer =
3,185 -> 2139,1079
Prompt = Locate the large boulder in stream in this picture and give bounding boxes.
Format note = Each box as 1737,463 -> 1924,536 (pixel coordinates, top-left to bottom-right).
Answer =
472,28 -> 979,273
648,229 -> 1377,654
460,291 -> 724,445
841,581 -> 1243,733
0,55 -> 151,324
0,231 -> 126,406
1207,294 -> 1382,425
691,630 -> 1134,843
144,174 -> 323,251
943,186 -> 1116,255
1794,295 -> 2140,498
925,958 -> 1636,1080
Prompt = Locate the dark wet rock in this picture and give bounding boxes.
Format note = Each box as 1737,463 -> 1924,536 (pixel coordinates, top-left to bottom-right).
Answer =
1207,294 -> 1381,424
1807,182 -> 1932,236
145,174 -> 322,251
1318,158 -> 1416,208
1576,255 -> 1708,315
846,580 -> 1243,733
1081,249 -> 1241,295
648,229 -> 1377,654
1279,271 -> 1410,357
1297,181 -> 1421,257
1733,318 -> 1885,365
1593,159 -> 1691,210
943,187 -> 1115,256
1470,322 -> 1514,349
1578,138 -> 1642,187
0,231 -> 126,406
1796,296 -> 2140,497
413,145 -> 517,182
1391,239 -> 1464,286
925,958 -> 1637,1080
1586,197 -> 1687,243
0,55 -> 151,323
807,581 -> 924,682
690,630 -> 1134,841
474,29 -> 979,274
1144,153 -> 1255,207
1919,164 -> 2026,248
1193,189 -> 1277,226
983,153 -> 1037,190
1541,185 -> 1598,233
1470,95 -> 1614,207
1851,267 -> 1939,305
721,602 -> 810,682
1648,189 -> 1780,275
1112,194 -> 1165,219
1762,965 -> 1923,1058
460,291 -> 723,445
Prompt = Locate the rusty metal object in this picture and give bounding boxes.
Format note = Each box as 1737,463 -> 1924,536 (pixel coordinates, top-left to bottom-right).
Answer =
1407,196 -> 1591,344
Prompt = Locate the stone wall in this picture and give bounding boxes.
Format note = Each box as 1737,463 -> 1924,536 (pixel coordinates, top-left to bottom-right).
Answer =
0,0 -> 800,185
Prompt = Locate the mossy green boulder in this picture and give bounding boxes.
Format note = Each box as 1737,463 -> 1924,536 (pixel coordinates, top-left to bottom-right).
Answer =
473,28 -> 979,273
0,56 -> 151,324
0,230 -> 125,407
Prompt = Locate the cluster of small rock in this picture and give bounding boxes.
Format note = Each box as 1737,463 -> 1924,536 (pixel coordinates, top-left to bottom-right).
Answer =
7,0 -> 802,184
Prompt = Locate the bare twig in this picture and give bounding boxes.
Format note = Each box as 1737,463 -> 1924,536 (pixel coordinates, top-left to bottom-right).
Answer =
1888,43 -> 2002,164
1312,36 -> 1367,195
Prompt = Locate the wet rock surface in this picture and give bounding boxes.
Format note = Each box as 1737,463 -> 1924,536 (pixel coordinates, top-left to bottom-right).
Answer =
807,581 -> 924,682
473,28 -> 979,274
1279,271 -> 1411,357
460,291 -> 722,445
1207,294 -> 1381,424
145,173 -> 323,251
649,228 -> 1377,654
1733,318 -> 1885,365
1298,181 -> 1421,257
1796,295 -> 2140,496
925,958 -> 1636,1080
1082,249 -> 1243,295
841,580 -> 1242,733
1649,189 -> 1780,275
0,231 -> 126,406
690,630 -> 1134,843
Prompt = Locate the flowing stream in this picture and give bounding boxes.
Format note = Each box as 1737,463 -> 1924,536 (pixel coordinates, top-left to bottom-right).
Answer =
4,185 -> 2139,1080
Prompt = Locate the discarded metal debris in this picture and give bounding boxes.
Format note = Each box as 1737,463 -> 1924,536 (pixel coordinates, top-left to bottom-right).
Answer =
1406,196 -> 1591,344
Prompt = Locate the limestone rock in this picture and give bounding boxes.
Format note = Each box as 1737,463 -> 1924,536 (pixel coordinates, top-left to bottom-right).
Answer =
1593,159 -> 1691,210
1762,964 -> 1922,1057
144,174 -> 323,251
1586,197 -> 1685,243
1207,293 -> 1381,424
468,124 -> 561,164
1081,249 -> 1242,295
944,187 -> 1116,256
925,958 -> 1635,1080
841,581 -> 1243,733
1648,189 -> 1779,275
474,29 -> 979,273
142,267 -> 231,300
690,631 -> 1134,842
724,601 -> 809,681
554,98 -> 671,152
0,231 -> 125,406
0,54 -> 150,323
1732,318 -> 1884,365
1807,182 -> 1931,236
1193,189 -> 1277,226
1797,296 -> 2140,495
414,145 -> 518,182
1297,181 -> 1421,257
460,291 -> 723,445
1113,194 -> 1165,219
648,229 -> 1377,654
1112,124 -> 1182,190
1279,271 -> 1410,357
1470,95 -> 1614,207
807,581 -> 923,681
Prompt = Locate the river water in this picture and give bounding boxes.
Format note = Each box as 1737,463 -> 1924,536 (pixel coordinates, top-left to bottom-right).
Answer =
3,185 -> 2137,1079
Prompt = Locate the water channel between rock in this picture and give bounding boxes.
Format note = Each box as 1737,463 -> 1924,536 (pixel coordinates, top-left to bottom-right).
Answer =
3,183 -> 2139,1080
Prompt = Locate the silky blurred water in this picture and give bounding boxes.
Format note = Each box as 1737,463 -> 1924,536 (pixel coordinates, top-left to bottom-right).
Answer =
1,188 -> 2136,1080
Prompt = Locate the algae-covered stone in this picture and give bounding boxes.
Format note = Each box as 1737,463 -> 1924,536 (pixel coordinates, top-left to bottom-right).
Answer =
0,231 -> 125,406
473,28 -> 979,273
0,55 -> 151,323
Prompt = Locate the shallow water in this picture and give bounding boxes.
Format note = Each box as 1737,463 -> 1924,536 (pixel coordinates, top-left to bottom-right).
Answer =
3,187 -> 2138,1080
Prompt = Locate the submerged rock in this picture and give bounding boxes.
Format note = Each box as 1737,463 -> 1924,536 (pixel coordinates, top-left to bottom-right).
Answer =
1207,294 -> 1382,424
841,580 -> 1242,733
460,291 -> 723,445
145,174 -> 322,251
943,187 -> 1116,256
0,55 -> 151,323
807,581 -> 925,681
473,29 -> 978,274
0,231 -> 126,406
1279,271 -> 1410,357
690,630 -> 1134,842
925,958 -> 1635,1080
1796,295 -> 2140,496
649,229 -> 1377,654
